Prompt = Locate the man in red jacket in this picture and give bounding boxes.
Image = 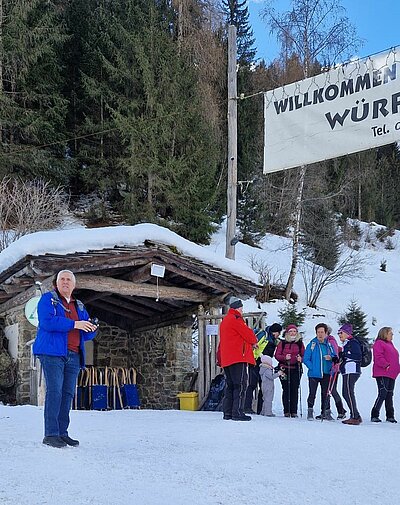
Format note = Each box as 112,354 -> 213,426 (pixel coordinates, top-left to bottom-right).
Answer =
219,297 -> 258,421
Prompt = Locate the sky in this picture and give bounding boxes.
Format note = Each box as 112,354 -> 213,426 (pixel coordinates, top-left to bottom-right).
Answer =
248,0 -> 400,64
2,219 -> 400,504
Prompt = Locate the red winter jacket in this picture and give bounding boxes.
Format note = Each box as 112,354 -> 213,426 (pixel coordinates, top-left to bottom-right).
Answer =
219,308 -> 258,367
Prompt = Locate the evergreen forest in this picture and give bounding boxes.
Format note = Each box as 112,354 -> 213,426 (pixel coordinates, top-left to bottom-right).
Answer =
1,0 -> 400,254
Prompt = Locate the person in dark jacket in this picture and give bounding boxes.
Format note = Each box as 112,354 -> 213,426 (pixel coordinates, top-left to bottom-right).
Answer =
338,323 -> 362,425
33,270 -> 98,447
303,323 -> 337,420
219,297 -> 258,421
371,327 -> 400,423
275,324 -> 305,418
326,326 -> 347,419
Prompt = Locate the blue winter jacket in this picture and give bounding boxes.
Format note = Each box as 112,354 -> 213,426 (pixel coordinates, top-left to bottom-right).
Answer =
32,291 -> 97,367
303,337 -> 337,378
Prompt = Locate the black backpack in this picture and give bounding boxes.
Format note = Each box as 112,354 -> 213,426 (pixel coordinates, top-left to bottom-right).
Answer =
200,374 -> 226,411
354,337 -> 372,367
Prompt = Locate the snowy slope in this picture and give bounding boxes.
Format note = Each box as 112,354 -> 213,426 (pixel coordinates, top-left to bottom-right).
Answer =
1,220 -> 400,504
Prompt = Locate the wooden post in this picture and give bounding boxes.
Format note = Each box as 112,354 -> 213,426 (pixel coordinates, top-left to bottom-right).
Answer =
197,305 -> 205,402
226,24 -> 237,260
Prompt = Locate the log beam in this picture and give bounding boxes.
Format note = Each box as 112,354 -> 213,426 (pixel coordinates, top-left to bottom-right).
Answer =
75,274 -> 208,302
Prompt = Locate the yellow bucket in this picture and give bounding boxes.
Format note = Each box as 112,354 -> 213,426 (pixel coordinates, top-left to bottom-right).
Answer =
177,392 -> 199,411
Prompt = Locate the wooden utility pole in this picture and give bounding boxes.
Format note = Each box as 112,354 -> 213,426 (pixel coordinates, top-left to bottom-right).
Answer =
226,24 -> 237,260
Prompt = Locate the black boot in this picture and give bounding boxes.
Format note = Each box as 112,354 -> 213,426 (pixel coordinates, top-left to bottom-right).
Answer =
61,435 -> 80,446
232,414 -> 252,421
43,436 -> 67,448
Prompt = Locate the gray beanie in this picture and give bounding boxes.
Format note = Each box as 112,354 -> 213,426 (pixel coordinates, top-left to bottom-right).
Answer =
229,296 -> 243,310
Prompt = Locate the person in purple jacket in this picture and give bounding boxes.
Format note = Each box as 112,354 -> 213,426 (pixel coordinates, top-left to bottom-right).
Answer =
371,327 -> 400,423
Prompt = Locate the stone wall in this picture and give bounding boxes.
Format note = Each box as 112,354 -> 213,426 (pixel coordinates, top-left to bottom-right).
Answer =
93,322 -> 130,368
89,321 -> 194,409
128,322 -> 193,410
3,306 -> 37,404
1,307 -> 194,410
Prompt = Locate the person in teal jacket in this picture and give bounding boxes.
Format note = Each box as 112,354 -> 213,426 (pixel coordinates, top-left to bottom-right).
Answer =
33,270 -> 98,448
303,323 -> 338,421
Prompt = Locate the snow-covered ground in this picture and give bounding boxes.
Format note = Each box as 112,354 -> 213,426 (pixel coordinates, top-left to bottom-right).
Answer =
1,371 -> 399,505
1,219 -> 400,504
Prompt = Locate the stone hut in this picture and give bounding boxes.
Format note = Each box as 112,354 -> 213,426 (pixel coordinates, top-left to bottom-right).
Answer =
0,225 -> 261,409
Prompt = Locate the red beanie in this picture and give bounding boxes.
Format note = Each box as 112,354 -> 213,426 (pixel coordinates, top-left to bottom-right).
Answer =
286,324 -> 298,332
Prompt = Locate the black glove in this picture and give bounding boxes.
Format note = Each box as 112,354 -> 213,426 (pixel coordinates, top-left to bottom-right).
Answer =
331,356 -> 339,364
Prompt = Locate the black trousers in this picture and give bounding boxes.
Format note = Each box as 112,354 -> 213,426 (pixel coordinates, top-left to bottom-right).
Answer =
371,376 -> 395,419
307,374 -> 330,413
223,363 -> 248,418
244,364 -> 260,411
330,372 -> 346,415
342,373 -> 360,419
280,367 -> 301,415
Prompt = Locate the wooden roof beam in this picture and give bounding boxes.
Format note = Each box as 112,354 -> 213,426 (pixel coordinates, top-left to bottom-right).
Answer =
75,274 -> 208,302
102,296 -> 155,317
0,276 -> 54,315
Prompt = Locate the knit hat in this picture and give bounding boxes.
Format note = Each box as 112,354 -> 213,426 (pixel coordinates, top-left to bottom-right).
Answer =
261,355 -> 273,365
229,296 -> 243,310
338,323 -> 353,336
286,324 -> 298,332
269,323 -> 283,334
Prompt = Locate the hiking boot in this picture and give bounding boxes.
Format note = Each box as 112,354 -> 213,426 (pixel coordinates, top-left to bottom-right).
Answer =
43,436 -> 67,448
61,435 -> 79,446
284,413 -> 290,418
337,411 -> 347,420
387,418 -> 398,423
223,414 -> 232,420
232,414 -> 252,421
371,417 -> 382,423
342,417 -> 362,425
323,409 -> 334,421
290,414 -> 298,418
307,408 -> 314,420
315,414 -> 322,420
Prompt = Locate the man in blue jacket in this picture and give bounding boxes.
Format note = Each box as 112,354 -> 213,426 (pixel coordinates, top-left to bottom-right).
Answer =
33,270 -> 98,448
303,323 -> 338,421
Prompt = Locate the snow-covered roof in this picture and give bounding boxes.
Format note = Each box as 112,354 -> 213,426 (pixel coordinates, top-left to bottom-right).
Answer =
0,223 -> 259,284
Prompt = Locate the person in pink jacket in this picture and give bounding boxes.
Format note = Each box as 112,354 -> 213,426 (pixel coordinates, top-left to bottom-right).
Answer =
371,327 -> 400,423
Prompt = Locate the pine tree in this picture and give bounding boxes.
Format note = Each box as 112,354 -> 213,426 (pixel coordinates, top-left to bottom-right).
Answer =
63,0 -> 129,197
222,0 -> 256,64
338,300 -> 369,343
301,199 -> 340,271
278,304 -> 306,329
117,2 -> 221,242
67,0 -> 222,242
0,0 -> 68,182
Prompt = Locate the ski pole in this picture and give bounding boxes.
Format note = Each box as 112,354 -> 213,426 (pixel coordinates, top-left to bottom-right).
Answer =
298,361 -> 303,418
321,368 -> 338,422
287,360 -> 291,417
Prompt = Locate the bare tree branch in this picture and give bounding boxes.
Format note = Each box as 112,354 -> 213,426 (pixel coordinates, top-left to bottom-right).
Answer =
0,178 -> 69,251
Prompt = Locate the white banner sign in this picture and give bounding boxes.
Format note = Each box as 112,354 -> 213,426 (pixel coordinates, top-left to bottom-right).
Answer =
264,47 -> 400,173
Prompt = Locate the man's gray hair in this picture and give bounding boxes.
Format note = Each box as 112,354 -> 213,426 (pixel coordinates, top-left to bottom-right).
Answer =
56,270 -> 76,284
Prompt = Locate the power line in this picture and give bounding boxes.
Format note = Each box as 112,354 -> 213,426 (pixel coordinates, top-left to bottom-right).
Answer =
0,128 -> 119,158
